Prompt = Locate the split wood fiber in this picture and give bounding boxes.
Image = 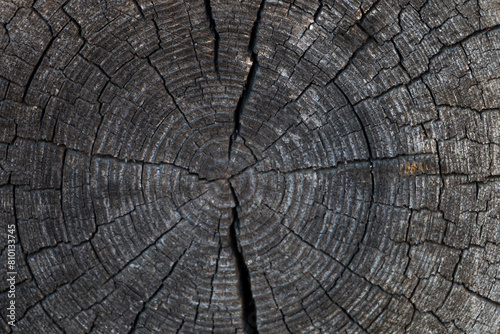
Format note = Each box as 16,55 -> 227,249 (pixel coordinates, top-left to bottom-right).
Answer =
0,0 -> 500,333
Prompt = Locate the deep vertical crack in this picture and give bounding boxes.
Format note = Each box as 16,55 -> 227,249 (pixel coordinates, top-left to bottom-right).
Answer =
132,0 -> 146,19
228,0 -> 266,159
313,0 -> 324,23
203,0 -> 221,82
247,0 -> 265,54
228,183 -> 259,334
229,59 -> 258,158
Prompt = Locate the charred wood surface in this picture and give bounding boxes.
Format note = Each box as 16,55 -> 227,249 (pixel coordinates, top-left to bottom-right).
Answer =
1,0 -> 500,333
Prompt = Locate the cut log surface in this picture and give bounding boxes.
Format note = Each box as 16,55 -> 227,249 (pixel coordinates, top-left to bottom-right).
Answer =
1,0 -> 500,333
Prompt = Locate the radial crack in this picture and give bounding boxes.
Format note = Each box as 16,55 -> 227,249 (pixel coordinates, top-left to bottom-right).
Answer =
228,183 -> 259,334
332,82 -> 375,275
146,57 -> 192,128
132,0 -> 146,19
228,0 -> 266,159
23,33 -> 58,105
129,240 -> 193,333
229,60 -> 258,158
203,0 -> 221,82
313,0 -> 324,23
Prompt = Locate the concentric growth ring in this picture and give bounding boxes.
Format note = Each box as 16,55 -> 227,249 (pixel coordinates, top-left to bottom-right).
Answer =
1,0 -> 500,333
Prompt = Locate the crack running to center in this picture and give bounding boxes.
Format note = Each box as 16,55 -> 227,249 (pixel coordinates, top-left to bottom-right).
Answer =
229,183 -> 259,334
228,0 -> 266,159
203,0 -> 221,82
225,2 -> 267,331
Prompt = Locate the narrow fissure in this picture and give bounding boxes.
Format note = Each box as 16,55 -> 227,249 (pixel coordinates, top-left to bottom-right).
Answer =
146,57 -> 192,128
229,59 -> 258,157
132,0 -> 146,19
333,83 -> 375,272
24,34 -> 57,106
228,0 -> 266,158
228,183 -> 259,334
128,247 -> 187,333
313,0 -> 324,23
203,0 -> 221,82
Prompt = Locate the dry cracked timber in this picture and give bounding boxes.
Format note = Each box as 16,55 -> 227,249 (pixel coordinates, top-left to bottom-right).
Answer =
0,0 -> 500,333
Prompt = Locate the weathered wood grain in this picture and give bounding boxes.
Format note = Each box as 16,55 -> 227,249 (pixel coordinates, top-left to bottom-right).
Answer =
1,0 -> 500,333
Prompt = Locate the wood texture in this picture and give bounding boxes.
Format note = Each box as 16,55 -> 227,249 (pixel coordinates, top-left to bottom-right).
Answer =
0,0 -> 500,333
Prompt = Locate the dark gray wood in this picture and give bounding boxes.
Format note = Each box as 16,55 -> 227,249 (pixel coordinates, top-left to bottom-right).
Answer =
0,0 -> 499,333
